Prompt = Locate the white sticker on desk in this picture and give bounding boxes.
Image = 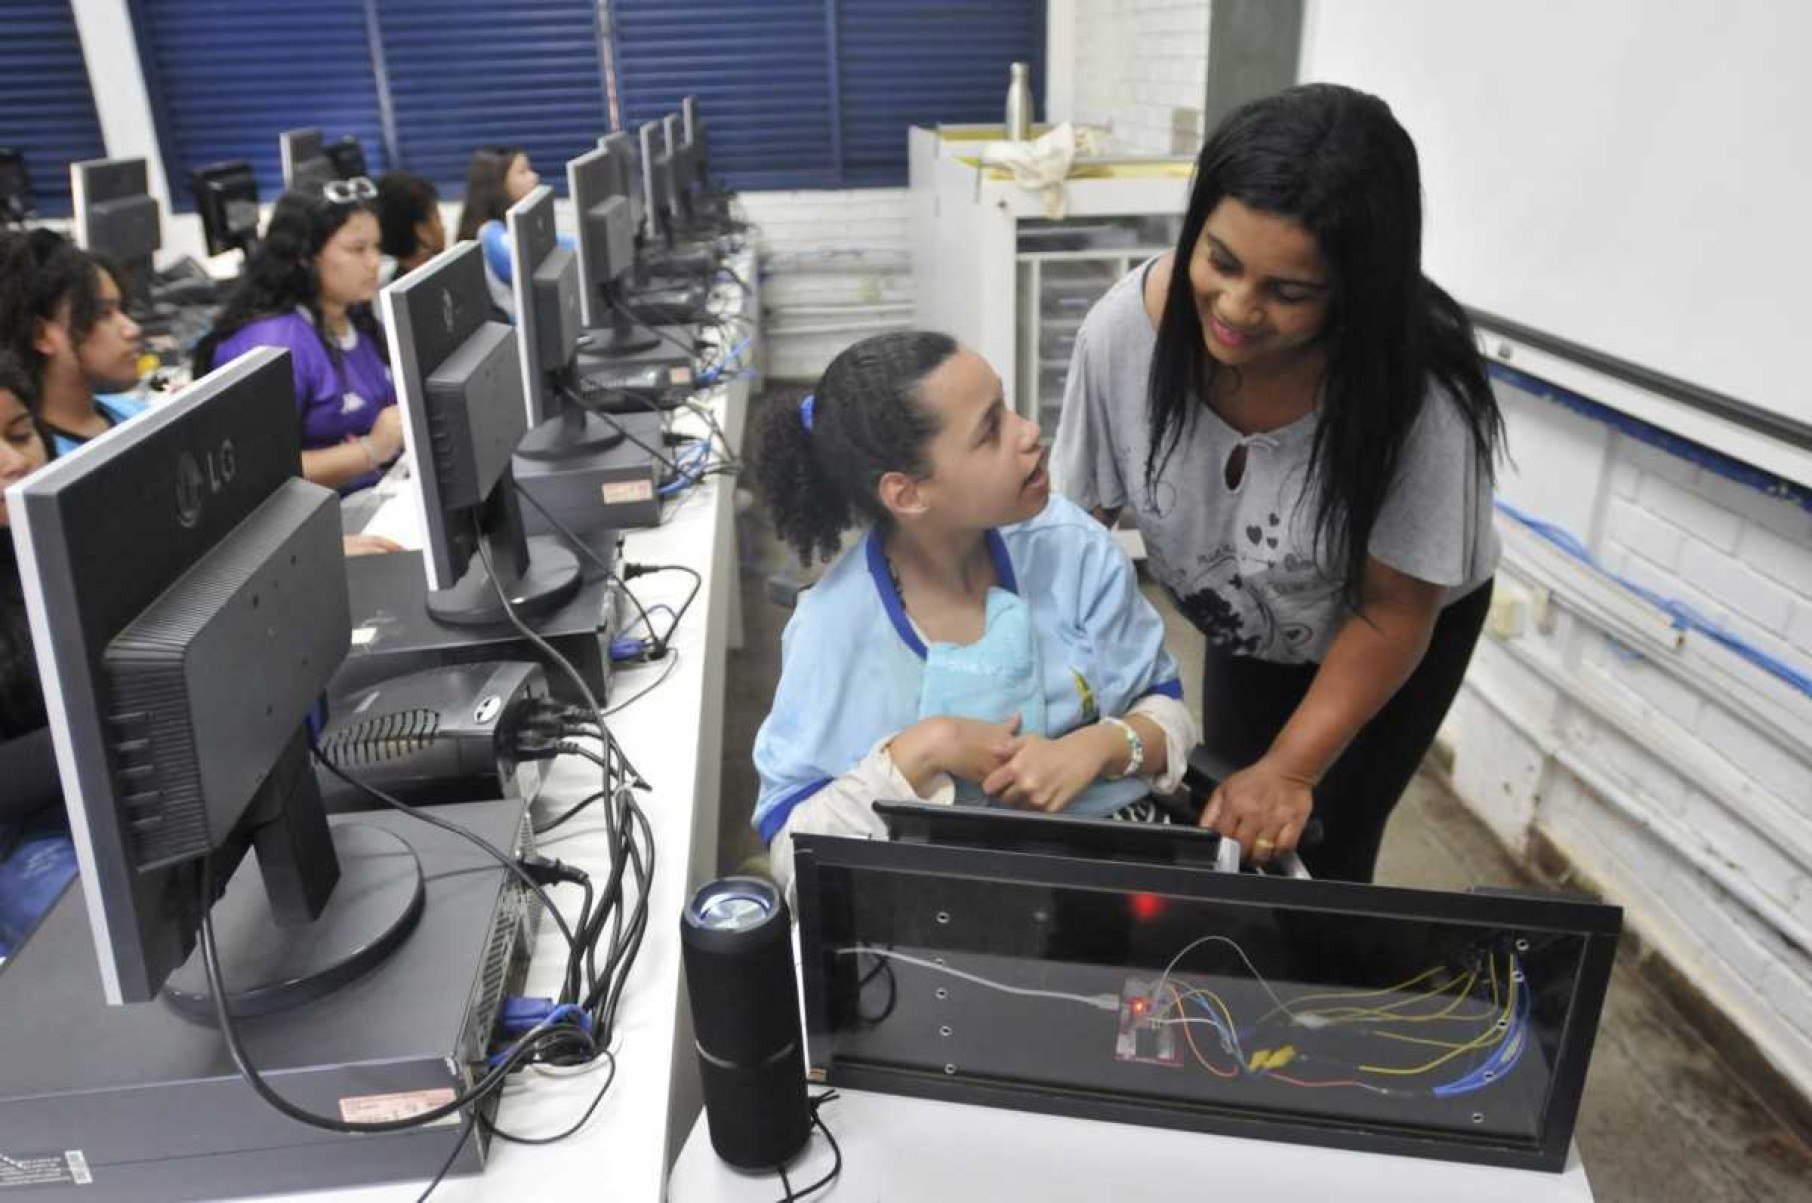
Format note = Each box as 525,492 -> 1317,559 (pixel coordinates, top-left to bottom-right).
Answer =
350,625 -> 378,648
601,480 -> 655,505
338,1087 -> 460,1127
0,1149 -> 92,1189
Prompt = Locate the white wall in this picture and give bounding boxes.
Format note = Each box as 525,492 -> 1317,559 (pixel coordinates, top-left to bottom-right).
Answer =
1055,0 -> 1209,153
1453,380 -> 1812,1095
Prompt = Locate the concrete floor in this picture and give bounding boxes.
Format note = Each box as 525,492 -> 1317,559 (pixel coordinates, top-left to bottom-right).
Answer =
715,392 -> 1812,1201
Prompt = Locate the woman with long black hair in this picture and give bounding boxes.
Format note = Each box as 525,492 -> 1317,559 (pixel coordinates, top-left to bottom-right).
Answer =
199,182 -> 401,493
1053,83 -> 1504,883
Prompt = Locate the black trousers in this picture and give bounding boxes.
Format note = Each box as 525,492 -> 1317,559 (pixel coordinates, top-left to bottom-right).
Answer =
1197,580 -> 1493,884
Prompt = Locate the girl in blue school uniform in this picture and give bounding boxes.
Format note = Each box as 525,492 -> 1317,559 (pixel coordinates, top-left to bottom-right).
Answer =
749,332 -> 1199,892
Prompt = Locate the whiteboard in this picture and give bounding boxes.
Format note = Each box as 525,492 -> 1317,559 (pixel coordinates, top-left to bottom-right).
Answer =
1299,0 -> 1812,431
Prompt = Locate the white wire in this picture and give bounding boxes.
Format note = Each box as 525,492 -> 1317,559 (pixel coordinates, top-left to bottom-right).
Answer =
1149,934 -> 1296,1021
835,947 -> 1121,1013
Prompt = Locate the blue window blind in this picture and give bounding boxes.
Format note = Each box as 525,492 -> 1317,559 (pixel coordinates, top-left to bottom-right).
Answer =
377,0 -> 609,199
612,2 -> 838,191
613,0 -> 1042,190
837,0 -> 1043,186
1,1 -> 107,216
132,1 -> 387,208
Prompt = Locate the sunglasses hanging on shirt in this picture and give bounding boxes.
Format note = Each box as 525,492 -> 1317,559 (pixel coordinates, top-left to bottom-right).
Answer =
322,176 -> 377,205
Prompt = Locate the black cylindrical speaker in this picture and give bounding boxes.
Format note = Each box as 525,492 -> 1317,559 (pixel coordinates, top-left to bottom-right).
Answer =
680,876 -> 811,1169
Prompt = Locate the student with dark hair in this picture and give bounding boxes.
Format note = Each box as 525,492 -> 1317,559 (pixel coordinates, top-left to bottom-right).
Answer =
1052,83 -> 1505,883
0,229 -> 146,456
200,181 -> 401,493
375,170 -> 444,283
748,332 -> 1198,894
455,145 -> 563,316
0,351 -> 72,957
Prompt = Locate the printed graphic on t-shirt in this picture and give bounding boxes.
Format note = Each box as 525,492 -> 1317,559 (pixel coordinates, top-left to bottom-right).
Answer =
1145,505 -> 1334,661
340,393 -> 367,415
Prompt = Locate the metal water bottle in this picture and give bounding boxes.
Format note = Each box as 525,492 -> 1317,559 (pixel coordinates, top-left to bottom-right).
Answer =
1005,61 -> 1033,141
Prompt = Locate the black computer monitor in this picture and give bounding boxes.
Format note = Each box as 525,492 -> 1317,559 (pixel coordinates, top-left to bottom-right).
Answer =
665,112 -> 710,228
599,131 -> 646,246
71,158 -> 161,312
324,135 -> 368,180
568,145 -> 657,357
638,120 -> 674,246
0,146 -> 31,225
381,241 -> 581,625
506,183 -> 620,457
7,346 -> 423,1010
192,160 -> 261,259
279,128 -> 335,192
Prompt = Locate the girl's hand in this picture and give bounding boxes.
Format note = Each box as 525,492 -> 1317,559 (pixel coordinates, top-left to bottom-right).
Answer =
981,726 -> 1119,812
1198,756 -> 1315,862
888,715 -> 1020,793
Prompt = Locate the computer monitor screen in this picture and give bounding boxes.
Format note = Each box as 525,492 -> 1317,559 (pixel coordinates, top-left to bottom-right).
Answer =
637,121 -> 672,242
506,185 -> 581,426
71,158 -> 161,308
662,113 -> 696,202
598,131 -> 645,243
325,136 -> 368,180
0,146 -> 32,224
381,241 -> 580,624
192,161 -> 261,258
280,128 -> 333,192
71,158 -> 161,258
568,147 -> 636,331
7,347 -> 356,1006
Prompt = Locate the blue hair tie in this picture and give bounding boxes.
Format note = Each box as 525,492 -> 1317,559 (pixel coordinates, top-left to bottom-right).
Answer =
798,393 -> 816,432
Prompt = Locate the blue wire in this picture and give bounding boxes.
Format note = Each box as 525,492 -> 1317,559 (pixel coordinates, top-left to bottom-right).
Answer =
1431,957 -> 1532,1098
1494,499 -> 1812,697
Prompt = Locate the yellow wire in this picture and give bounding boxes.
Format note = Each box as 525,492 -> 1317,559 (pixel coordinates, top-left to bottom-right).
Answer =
1307,969 -> 1498,1025
1358,957 -> 1515,1077
1252,963 -> 1448,1022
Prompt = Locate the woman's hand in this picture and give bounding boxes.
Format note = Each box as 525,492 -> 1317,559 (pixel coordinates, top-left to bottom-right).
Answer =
1198,755 -> 1315,862
887,715 -> 1020,794
981,726 -> 1119,813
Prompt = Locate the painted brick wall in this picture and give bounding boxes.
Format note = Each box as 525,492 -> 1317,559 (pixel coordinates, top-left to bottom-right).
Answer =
734,189 -> 912,381
1448,375 -> 1812,1097
1069,0 -> 1209,153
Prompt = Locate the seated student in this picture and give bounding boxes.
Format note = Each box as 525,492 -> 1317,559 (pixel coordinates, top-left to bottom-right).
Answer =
375,170 -> 445,285
750,332 -> 1200,893
454,146 -> 568,317
0,352 -> 72,957
0,230 -> 146,456
199,182 -> 404,494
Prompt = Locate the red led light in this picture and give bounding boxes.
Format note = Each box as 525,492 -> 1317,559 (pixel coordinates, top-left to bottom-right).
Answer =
1129,893 -> 1165,922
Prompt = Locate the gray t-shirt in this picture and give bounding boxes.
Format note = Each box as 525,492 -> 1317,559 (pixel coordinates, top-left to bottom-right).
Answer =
1052,262 -> 1500,664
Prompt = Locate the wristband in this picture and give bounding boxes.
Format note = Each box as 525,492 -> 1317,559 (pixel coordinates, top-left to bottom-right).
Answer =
1102,716 -> 1143,780
357,435 -> 380,470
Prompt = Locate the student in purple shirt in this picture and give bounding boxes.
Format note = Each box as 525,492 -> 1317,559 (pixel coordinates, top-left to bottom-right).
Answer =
200,181 -> 404,493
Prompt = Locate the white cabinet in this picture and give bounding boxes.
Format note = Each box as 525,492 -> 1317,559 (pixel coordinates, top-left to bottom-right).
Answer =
909,125 -> 1189,430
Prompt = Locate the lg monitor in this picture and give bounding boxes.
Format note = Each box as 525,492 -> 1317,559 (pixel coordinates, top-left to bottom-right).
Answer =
380,240 -> 581,625
192,160 -> 261,259
599,130 -> 646,244
70,157 -> 161,308
279,128 -> 335,192
6,346 -> 423,1009
0,146 -> 32,224
638,120 -> 674,246
508,184 -> 618,449
324,135 -> 368,180
568,145 -> 658,356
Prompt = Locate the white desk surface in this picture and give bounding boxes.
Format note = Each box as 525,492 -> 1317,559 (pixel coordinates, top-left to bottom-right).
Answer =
258,255 -> 759,1203
668,1088 -> 1596,1203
